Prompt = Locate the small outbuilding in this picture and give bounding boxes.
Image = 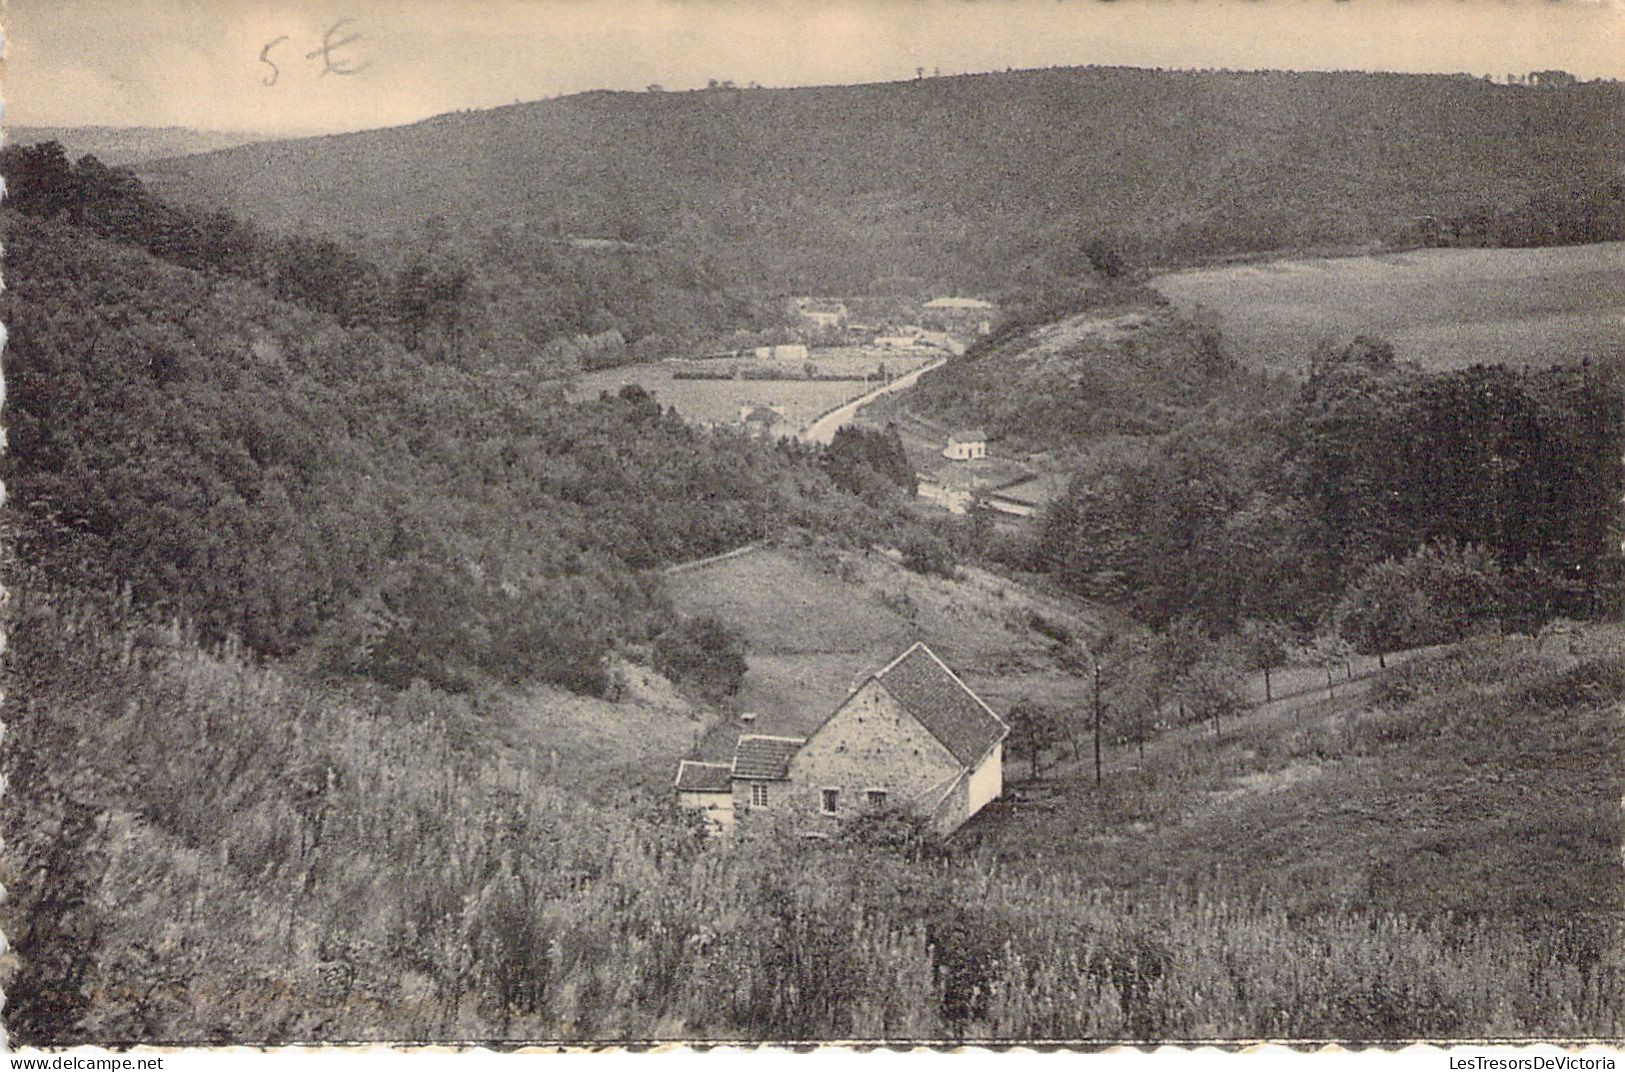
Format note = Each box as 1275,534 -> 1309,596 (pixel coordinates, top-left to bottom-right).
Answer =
673,760 -> 736,831
942,430 -> 987,461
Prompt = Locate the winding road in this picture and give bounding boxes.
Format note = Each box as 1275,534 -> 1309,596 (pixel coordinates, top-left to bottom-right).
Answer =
797,356 -> 947,444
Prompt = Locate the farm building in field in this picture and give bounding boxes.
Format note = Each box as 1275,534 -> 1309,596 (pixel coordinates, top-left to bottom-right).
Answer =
943,429 -> 988,461
675,643 -> 1008,836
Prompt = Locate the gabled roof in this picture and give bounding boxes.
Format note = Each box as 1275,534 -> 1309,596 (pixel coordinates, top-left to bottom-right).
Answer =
949,429 -> 988,443
674,760 -> 733,793
874,643 -> 1009,768
731,735 -> 805,781
924,297 -> 994,310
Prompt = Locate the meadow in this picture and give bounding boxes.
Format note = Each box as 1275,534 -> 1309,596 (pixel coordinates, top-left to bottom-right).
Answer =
667,542 -> 1128,759
1152,242 -> 1625,374
569,350 -> 932,430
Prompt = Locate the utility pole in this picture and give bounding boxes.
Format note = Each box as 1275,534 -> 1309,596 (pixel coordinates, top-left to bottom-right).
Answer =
1092,662 -> 1103,786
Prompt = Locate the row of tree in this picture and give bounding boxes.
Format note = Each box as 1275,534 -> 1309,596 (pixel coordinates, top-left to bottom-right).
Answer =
1004,534 -> 1573,783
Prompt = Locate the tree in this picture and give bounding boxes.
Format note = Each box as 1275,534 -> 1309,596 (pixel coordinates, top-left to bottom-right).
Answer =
1063,632 -> 1127,784
1238,618 -> 1292,702
1178,653 -> 1246,740
1083,240 -> 1128,280
1303,634 -> 1354,700
1005,697 -> 1065,780
1335,542 -> 1505,665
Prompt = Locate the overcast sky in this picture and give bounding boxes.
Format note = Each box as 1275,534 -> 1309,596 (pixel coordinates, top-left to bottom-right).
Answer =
6,0 -> 1623,136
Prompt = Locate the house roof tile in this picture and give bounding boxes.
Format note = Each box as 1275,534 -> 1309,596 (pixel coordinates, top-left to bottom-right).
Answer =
731,735 -> 805,781
875,643 -> 1008,768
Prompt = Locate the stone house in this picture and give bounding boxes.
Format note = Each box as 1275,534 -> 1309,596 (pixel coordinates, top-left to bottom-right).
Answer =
676,643 -> 1008,837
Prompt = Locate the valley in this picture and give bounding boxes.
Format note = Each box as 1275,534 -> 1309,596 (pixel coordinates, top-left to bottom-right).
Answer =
4,57 -> 1623,1046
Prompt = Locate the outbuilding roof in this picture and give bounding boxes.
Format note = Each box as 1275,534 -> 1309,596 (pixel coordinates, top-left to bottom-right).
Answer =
924,297 -> 995,310
874,643 -> 1009,768
673,760 -> 734,793
949,429 -> 988,444
731,735 -> 805,781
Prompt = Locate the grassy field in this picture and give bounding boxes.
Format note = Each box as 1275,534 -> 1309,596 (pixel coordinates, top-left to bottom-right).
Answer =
569,351 -> 932,429
1152,242 -> 1625,374
664,543 -> 1124,758
964,627 -> 1625,931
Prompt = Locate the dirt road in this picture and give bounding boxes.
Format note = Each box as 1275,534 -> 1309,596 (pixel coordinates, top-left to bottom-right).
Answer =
798,357 -> 947,444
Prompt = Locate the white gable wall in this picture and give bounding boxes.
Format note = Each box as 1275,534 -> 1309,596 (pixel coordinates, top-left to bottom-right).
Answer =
966,742 -> 1002,819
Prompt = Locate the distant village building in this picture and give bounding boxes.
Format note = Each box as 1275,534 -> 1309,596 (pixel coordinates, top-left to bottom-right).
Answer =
674,643 -> 1008,836
922,296 -> 997,336
874,325 -> 928,350
792,298 -> 850,331
943,429 -> 988,462
739,403 -> 787,437
918,330 -> 967,356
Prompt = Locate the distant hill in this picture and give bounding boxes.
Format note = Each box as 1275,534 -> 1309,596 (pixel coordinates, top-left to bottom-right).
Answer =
140,67 -> 1625,290
8,125 -> 272,165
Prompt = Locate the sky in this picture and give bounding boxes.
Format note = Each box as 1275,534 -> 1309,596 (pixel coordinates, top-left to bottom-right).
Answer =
5,0 -> 1624,136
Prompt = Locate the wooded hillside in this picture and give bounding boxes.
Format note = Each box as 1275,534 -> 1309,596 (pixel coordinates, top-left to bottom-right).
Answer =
0,204 -> 941,696
143,67 -> 1625,291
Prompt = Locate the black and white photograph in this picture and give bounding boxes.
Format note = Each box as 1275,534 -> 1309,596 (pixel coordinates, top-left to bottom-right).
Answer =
1,0 -> 1622,1050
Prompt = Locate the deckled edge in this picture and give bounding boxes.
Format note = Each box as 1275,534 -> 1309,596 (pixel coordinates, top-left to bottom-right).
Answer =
0,0 -> 12,1052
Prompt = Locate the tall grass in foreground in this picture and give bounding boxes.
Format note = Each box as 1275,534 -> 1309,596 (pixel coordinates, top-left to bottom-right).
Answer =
4,587 -> 1621,1043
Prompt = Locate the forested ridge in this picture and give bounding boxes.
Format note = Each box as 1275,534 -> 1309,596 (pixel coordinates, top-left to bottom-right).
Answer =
1030,340 -> 1624,633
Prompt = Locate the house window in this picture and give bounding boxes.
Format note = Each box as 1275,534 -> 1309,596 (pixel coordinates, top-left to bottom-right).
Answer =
750,783 -> 769,808
821,788 -> 840,815
867,789 -> 888,808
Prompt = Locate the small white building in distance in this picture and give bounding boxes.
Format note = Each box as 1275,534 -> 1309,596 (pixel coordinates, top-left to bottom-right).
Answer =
943,429 -> 988,461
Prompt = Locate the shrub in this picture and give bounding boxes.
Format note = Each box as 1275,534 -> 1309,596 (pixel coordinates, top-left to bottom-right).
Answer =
901,532 -> 956,579
653,615 -> 749,701
839,806 -> 947,864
